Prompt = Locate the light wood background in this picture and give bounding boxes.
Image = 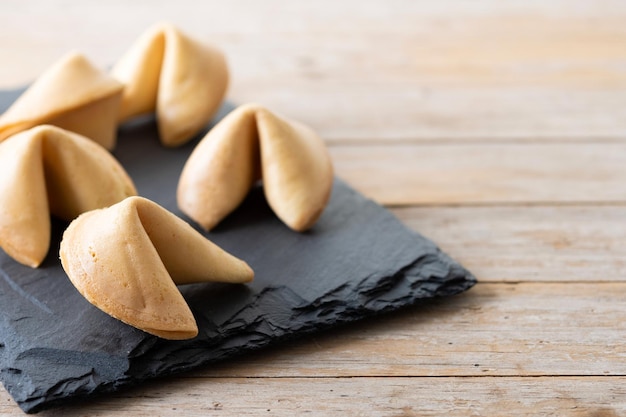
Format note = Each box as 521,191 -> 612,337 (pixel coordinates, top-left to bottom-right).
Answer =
1,1 -> 626,415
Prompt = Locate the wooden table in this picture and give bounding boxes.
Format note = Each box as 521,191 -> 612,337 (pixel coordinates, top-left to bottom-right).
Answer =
1,1 -> 625,415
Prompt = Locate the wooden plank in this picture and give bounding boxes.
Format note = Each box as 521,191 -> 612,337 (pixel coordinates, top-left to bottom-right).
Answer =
393,205 -> 626,282
231,87 -> 626,143
222,11 -> 626,141
3,0 -> 626,84
329,143 -> 626,205
0,1 -> 625,140
2,284 -> 622,412
177,283 -> 626,378
5,376 -> 623,416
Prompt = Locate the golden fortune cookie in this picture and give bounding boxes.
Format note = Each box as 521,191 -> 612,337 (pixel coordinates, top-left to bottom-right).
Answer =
0,52 -> 123,150
0,125 -> 136,267
60,196 -> 254,340
111,23 -> 229,147
177,104 -> 334,232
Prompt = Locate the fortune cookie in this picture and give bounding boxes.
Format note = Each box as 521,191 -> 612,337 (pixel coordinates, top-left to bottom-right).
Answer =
177,104 -> 334,232
0,52 -> 123,150
111,23 -> 229,147
0,125 -> 136,267
60,196 -> 254,340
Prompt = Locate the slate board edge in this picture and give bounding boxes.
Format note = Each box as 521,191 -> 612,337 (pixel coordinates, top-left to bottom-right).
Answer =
17,254 -> 476,413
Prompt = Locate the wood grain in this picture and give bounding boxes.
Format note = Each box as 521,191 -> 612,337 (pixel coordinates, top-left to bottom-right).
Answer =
393,205 -> 626,282
14,376 -> 624,417
330,143 -> 626,205
1,1 -> 625,141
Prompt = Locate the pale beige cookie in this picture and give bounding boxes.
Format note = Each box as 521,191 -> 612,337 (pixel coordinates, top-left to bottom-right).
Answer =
111,22 -> 229,147
0,125 -> 136,268
177,104 -> 334,232
0,52 -> 123,150
59,196 -> 254,340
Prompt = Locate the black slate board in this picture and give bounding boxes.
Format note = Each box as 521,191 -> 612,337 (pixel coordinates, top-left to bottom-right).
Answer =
0,88 -> 476,413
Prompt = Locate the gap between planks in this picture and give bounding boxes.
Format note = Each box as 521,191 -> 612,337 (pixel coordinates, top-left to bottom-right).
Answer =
325,136 -> 626,146
383,200 -> 626,208
178,374 -> 626,379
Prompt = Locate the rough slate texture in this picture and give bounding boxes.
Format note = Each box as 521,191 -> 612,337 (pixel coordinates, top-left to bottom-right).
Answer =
0,89 -> 476,413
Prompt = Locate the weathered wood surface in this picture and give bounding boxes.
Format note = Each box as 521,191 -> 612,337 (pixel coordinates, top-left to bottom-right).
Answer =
330,143 -> 626,205
1,0 -> 625,415
1,1 -> 626,142
6,376 -> 624,417
394,206 -> 626,282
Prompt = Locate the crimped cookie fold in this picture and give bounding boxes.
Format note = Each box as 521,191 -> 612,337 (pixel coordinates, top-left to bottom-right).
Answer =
177,104 -> 334,232
0,52 -> 123,150
60,196 -> 254,340
111,23 -> 229,147
0,125 -> 136,267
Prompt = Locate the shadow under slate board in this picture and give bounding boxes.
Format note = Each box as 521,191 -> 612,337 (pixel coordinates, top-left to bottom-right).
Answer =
0,88 -> 476,413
